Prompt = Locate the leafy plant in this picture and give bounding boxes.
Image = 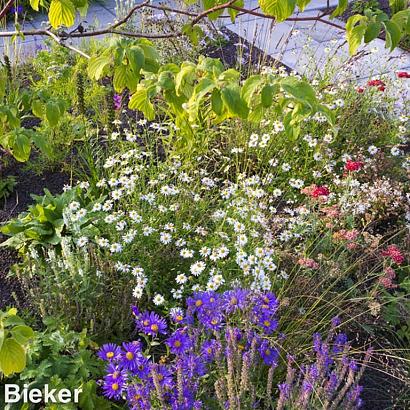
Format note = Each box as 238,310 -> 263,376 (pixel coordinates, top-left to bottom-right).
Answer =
0,308 -> 34,378
5,319 -> 111,410
0,187 -> 99,252
0,175 -> 17,202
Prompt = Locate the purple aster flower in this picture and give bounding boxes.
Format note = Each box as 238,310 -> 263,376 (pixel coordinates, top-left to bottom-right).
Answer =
200,339 -> 219,362
10,5 -> 23,14
121,341 -> 142,370
132,355 -> 152,379
166,329 -> 192,355
257,315 -> 278,335
222,288 -> 249,313
106,363 -> 126,382
137,311 -> 167,336
186,292 -> 208,314
256,292 -> 279,314
102,375 -> 124,399
98,343 -> 122,362
127,383 -> 151,409
170,307 -> 185,324
181,353 -> 207,378
200,311 -> 224,331
152,364 -> 174,389
258,340 -> 279,366
131,305 -> 141,319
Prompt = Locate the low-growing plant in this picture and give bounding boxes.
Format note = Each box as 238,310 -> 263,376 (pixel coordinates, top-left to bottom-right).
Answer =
0,175 -> 17,202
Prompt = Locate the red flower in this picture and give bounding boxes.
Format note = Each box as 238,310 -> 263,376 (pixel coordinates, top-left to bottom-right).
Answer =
357,86 -> 365,93
397,71 -> 410,79
367,79 -> 385,87
344,160 -> 363,172
312,186 -> 330,197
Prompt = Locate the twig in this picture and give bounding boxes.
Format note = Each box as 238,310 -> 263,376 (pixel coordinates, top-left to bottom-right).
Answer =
45,30 -> 91,59
0,0 -> 15,21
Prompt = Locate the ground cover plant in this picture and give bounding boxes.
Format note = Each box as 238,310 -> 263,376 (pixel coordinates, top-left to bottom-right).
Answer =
0,0 -> 409,409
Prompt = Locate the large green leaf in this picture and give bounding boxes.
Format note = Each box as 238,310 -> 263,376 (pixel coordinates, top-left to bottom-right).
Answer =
48,0 -> 76,29
220,86 -> 249,119
9,130 -> 31,162
383,20 -> 401,50
10,326 -> 34,345
0,338 -> 26,376
46,102 -> 61,127
280,77 -> 317,106
331,0 -> 348,17
175,63 -> 196,97
259,0 -> 297,22
87,55 -> 111,80
364,22 -> 382,43
128,86 -> 155,120
241,75 -> 264,104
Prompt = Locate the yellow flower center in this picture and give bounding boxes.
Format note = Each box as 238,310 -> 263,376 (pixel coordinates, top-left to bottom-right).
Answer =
174,340 -> 182,347
112,383 -> 119,391
106,351 -> 114,359
134,394 -> 141,400
211,318 -> 218,325
151,324 -> 159,332
263,320 -> 271,327
207,348 -> 212,354
126,352 -> 134,360
230,297 -> 238,305
143,320 -> 150,326
176,315 -> 183,321
265,349 -> 271,356
158,374 -> 163,381
113,371 -> 120,379
195,300 -> 203,307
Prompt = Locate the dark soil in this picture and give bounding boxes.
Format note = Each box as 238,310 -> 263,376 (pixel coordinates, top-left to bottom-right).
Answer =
0,155 -> 69,310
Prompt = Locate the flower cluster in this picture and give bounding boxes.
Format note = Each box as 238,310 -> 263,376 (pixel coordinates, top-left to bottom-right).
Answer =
98,290 -> 370,409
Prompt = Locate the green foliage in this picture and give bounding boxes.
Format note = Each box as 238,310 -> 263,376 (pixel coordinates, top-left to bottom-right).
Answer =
0,175 -> 17,202
5,321 -> 111,409
89,45 -> 335,147
346,6 -> 410,54
0,187 -> 98,252
0,308 -> 34,378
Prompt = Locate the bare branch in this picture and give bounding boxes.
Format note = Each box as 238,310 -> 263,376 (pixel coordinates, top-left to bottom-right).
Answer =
0,0 -> 15,21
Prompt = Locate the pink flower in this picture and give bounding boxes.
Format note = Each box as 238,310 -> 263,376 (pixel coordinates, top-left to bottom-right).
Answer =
397,71 -> 410,79
298,258 -> 319,270
378,275 -> 397,289
344,160 -> 363,172
381,245 -> 405,265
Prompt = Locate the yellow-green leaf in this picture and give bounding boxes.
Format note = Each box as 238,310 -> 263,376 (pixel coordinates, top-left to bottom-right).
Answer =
0,338 -> 26,377
48,0 -> 76,29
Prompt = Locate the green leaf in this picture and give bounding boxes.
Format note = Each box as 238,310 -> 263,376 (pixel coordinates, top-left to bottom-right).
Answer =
128,86 -> 155,120
259,0 -> 296,22
30,0 -> 40,11
46,102 -> 61,127
158,71 -> 175,90
383,20 -> 401,51
261,84 -> 274,108
347,23 -> 367,55
296,0 -> 310,12
32,99 -> 45,119
126,46 -> 145,74
113,65 -> 137,93
211,89 -> 223,115
280,77 -> 317,106
391,10 -> 410,33
0,338 -> 26,376
9,130 -> 31,162
331,0 -> 348,17
182,24 -> 204,45
87,55 -> 111,80
10,325 -> 34,345
220,86 -> 249,119
241,75 -> 264,104
364,22 -> 382,43
175,63 -> 196,97
48,0 -> 76,29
